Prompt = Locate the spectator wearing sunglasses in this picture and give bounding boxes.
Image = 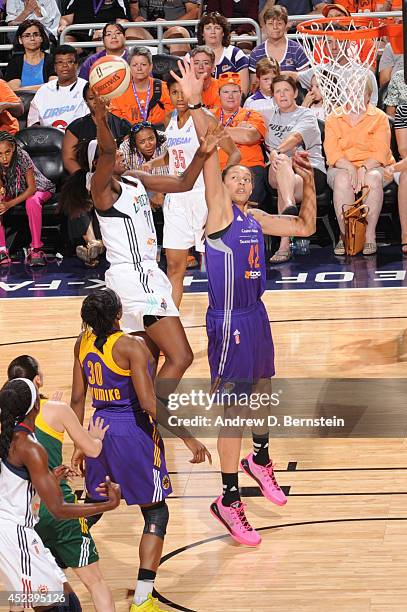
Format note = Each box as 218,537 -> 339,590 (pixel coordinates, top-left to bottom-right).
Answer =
211,71 -> 268,207
120,121 -> 168,234
63,82 -> 131,175
194,12 -> 250,95
5,20 -> 56,92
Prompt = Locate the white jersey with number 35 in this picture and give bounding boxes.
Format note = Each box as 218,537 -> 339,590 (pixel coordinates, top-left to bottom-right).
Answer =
165,111 -> 204,191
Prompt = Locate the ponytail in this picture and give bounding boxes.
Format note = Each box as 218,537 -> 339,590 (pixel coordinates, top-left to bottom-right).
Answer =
58,169 -> 92,219
0,380 -> 34,469
81,289 -> 122,351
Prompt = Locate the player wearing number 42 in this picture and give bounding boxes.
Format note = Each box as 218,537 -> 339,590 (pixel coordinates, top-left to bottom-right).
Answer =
169,59 -> 318,546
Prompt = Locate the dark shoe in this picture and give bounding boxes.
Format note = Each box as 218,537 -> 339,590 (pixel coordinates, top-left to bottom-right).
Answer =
0,249 -> 11,265
26,248 -> 46,267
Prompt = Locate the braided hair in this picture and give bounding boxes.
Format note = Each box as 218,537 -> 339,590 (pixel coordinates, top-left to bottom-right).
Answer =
81,289 -> 122,351
0,131 -> 32,199
58,140 -> 97,218
128,123 -> 166,165
0,379 -> 36,470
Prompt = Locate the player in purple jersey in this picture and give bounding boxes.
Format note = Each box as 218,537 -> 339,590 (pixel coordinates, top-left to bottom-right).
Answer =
71,288 -> 211,612
171,60 -> 317,546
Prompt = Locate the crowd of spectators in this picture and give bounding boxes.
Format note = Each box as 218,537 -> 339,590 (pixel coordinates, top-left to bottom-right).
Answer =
0,0 -> 405,267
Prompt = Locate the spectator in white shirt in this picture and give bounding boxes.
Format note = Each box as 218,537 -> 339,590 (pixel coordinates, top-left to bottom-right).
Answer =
28,45 -> 87,132
7,0 -> 61,37
244,57 -> 279,125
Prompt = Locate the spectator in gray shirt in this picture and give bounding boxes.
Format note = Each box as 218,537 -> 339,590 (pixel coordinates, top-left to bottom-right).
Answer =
267,75 -> 326,264
379,42 -> 404,88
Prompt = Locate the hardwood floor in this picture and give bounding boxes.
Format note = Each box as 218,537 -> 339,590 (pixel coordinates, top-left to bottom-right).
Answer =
1,288 -> 407,611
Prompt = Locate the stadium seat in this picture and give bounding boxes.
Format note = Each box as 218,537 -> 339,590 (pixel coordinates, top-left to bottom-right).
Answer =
10,127 -> 67,252
378,115 -> 400,242
16,90 -> 35,130
152,54 -> 182,80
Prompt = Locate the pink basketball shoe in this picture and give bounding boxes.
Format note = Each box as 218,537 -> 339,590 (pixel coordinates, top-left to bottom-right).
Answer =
240,452 -> 287,506
210,496 -> 261,547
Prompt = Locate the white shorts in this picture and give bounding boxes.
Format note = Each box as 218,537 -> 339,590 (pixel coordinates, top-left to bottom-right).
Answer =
105,262 -> 179,333
0,521 -> 65,611
163,188 -> 207,252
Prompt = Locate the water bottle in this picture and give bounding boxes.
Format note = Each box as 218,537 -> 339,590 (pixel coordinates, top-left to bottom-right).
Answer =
290,237 -> 310,256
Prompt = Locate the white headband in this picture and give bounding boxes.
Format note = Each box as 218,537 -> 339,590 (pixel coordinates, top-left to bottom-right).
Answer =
86,140 -> 98,192
87,139 -> 98,172
13,378 -> 37,417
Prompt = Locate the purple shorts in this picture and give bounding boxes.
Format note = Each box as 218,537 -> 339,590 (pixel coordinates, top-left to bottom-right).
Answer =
85,409 -> 172,506
207,300 -> 275,395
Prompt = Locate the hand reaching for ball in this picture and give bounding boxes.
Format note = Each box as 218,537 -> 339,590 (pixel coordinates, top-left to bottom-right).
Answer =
92,92 -> 110,124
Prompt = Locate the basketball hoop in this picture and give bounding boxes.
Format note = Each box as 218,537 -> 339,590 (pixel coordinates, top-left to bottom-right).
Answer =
297,16 -> 403,116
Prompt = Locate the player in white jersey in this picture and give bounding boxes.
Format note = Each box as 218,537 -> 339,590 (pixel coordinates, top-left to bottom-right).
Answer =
59,92 -> 223,412
0,378 -> 120,610
152,72 -> 240,307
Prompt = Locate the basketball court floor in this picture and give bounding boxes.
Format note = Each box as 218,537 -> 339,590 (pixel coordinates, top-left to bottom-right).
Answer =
1,246 -> 407,611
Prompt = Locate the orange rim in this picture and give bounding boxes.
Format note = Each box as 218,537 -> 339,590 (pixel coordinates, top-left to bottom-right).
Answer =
297,16 -> 385,40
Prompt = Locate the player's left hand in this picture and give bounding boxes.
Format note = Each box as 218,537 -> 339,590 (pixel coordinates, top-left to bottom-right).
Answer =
198,123 -> 224,157
92,92 -> 110,123
170,59 -> 205,103
71,447 -> 86,476
53,464 -> 78,482
292,150 -> 313,183
50,390 -> 63,402
183,437 -> 212,464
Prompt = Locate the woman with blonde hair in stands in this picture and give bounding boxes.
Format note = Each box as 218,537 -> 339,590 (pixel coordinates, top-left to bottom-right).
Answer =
244,58 -> 280,124
324,79 -> 395,256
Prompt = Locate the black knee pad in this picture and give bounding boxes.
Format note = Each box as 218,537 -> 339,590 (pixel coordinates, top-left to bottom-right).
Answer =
54,591 -> 82,611
65,591 -> 82,611
141,500 -> 169,540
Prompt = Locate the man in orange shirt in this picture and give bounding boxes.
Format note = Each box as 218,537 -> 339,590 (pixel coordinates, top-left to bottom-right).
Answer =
0,80 -> 23,134
189,46 -> 220,110
211,72 -> 268,206
109,47 -> 173,127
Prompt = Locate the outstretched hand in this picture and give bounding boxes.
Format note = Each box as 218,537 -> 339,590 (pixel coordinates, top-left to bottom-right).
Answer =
92,90 -> 110,123
170,59 -> 205,103
198,122 -> 225,157
292,150 -> 314,183
183,437 -> 212,464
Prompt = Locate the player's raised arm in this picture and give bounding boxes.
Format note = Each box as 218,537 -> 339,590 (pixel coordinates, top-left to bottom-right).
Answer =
128,123 -> 222,194
171,60 -> 234,233
90,93 -> 117,211
248,151 -> 316,237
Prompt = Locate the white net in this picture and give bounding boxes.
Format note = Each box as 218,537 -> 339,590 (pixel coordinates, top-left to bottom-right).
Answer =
298,18 -> 381,116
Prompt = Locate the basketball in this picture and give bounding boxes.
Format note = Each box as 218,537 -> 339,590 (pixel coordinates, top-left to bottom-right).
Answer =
89,55 -> 131,100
